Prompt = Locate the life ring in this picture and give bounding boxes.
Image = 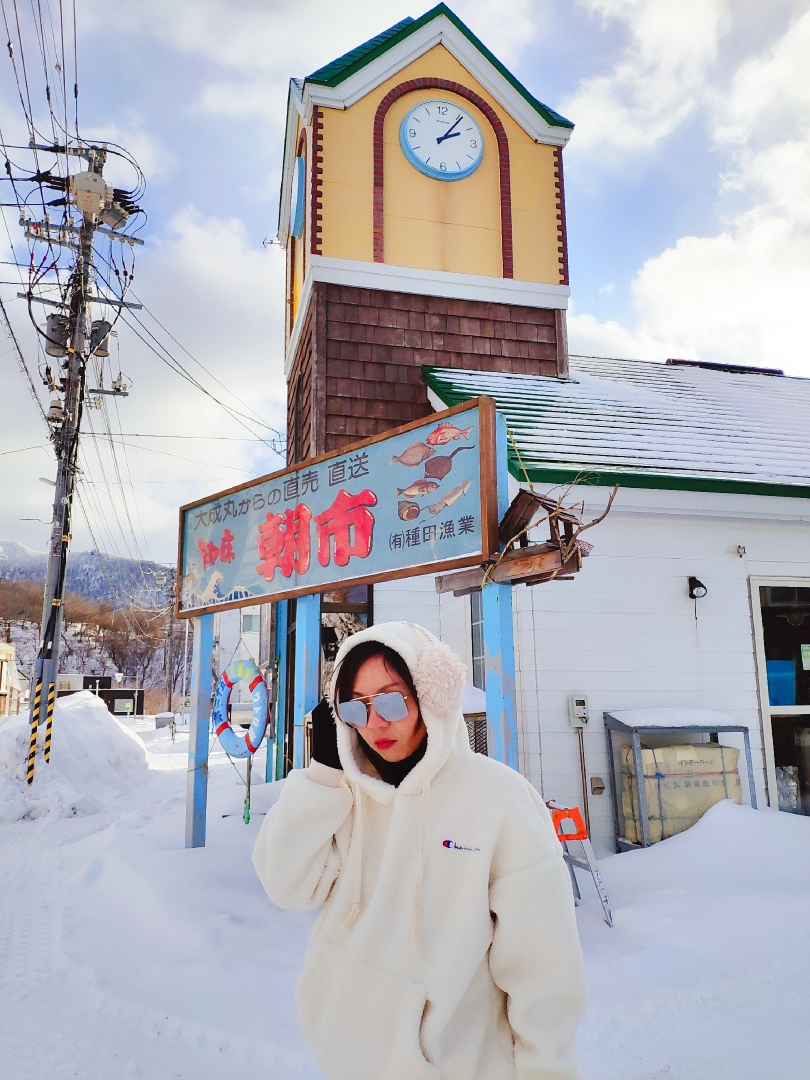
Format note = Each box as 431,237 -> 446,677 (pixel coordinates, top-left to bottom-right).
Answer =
212,659 -> 268,759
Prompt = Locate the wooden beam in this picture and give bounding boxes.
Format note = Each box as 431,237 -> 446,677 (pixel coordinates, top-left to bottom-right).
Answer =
498,487 -> 581,549
489,542 -> 564,583
435,542 -> 587,595
435,566 -> 486,596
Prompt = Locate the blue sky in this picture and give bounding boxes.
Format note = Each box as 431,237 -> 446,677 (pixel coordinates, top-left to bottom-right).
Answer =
1,0 -> 808,565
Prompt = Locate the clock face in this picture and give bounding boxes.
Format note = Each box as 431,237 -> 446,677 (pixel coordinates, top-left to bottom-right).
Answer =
399,99 -> 484,182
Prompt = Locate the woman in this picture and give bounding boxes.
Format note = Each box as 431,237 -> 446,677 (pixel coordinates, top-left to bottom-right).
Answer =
253,621 -> 586,1080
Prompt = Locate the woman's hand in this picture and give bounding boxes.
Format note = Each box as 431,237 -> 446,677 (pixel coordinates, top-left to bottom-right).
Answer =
310,697 -> 342,770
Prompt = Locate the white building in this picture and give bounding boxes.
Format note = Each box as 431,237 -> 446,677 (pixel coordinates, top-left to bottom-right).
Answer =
370,354 -> 810,853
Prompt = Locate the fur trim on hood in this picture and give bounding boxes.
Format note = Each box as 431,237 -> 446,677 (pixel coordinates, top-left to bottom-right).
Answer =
328,621 -> 470,802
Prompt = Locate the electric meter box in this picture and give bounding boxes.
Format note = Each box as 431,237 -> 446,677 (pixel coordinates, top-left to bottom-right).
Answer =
569,695 -> 589,728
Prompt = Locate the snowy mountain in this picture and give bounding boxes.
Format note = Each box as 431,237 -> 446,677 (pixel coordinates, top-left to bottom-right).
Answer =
0,539 -> 169,606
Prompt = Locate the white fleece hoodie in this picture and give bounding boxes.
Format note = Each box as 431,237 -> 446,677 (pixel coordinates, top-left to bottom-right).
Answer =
253,622 -> 586,1080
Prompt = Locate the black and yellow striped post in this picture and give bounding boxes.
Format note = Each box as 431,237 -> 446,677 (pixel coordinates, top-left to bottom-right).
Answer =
43,682 -> 56,763
27,679 -> 43,786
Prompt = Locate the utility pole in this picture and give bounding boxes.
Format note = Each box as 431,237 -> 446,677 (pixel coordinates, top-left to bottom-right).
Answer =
25,145 -> 142,785
164,568 -> 177,714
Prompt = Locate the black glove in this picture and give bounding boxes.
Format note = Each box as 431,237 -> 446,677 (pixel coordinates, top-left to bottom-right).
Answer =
310,697 -> 342,770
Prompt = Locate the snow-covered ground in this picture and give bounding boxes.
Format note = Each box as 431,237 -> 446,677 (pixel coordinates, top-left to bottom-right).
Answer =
1,692 -> 808,1080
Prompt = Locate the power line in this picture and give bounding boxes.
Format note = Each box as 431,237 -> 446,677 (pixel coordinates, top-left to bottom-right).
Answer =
0,293 -> 46,419
92,251 -> 286,447
0,442 -> 48,456
81,432 -> 260,470
87,432 -> 271,441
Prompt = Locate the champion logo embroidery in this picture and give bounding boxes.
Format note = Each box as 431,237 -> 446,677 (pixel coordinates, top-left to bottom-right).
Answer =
442,839 -> 480,852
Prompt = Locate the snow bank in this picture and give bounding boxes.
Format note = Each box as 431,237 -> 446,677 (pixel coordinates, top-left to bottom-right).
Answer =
0,690 -> 147,823
599,798 -> 810,896
577,801 -> 810,1079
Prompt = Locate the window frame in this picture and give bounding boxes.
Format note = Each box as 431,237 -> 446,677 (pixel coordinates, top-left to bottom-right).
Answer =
749,575 -> 810,807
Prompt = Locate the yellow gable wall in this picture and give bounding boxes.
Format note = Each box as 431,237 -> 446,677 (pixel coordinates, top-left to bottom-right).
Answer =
383,87 -> 501,277
318,44 -> 563,284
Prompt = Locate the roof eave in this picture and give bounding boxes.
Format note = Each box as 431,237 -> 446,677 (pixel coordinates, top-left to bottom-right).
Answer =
277,79 -> 308,244
512,464 -> 810,501
303,4 -> 573,147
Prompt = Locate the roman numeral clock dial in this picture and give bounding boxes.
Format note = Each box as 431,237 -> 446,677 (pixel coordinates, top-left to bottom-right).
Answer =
399,99 -> 484,181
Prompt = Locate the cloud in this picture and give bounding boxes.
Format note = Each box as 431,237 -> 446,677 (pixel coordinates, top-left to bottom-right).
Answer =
571,190 -> 810,377
567,5 -> 810,378
562,0 -> 731,155
79,114 -> 175,185
567,310 -> 670,361
714,7 -> 810,145
0,207 -> 287,561
81,0 -> 544,120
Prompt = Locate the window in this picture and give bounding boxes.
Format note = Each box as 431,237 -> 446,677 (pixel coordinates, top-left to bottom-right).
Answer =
470,588 -> 484,690
241,612 -> 259,634
320,585 -> 373,695
760,586 -> 810,708
754,582 -> 810,816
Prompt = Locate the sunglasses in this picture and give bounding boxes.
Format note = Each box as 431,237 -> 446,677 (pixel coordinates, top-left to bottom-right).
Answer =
336,692 -> 411,728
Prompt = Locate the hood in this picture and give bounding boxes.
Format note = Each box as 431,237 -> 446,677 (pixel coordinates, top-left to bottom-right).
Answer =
329,621 -> 470,802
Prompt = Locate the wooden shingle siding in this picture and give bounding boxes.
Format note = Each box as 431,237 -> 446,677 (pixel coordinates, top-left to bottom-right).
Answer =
288,282 -> 566,456
286,304 -> 314,464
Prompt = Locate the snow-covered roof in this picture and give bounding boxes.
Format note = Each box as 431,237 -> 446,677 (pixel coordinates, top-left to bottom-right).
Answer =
605,708 -> 750,730
305,5 -> 573,133
423,356 -> 810,498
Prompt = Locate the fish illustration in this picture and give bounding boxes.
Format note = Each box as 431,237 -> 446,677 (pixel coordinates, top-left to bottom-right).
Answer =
396,480 -> 440,498
425,422 -> 474,446
390,442 -> 435,467
423,445 -> 475,480
398,500 -> 421,521
426,478 -> 473,516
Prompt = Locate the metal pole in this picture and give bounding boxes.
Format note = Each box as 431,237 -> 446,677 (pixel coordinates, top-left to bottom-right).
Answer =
577,726 -> 591,836
293,592 -> 320,770
632,730 -> 651,847
482,582 -> 518,770
165,570 -> 176,714
482,413 -> 519,772
185,613 -> 215,848
743,727 -> 758,809
273,600 -> 288,781
181,618 -> 190,724
604,720 -> 622,848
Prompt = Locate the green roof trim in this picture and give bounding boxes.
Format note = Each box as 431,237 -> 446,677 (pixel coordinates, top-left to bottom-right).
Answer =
512,467 -> 810,501
422,365 -> 810,501
307,16 -> 416,86
306,3 -> 574,131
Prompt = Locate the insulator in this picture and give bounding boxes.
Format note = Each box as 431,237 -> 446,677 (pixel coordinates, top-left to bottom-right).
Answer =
44,313 -> 70,357
90,319 -> 112,356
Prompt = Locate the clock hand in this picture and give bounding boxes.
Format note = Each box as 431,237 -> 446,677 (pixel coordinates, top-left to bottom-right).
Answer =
436,131 -> 460,142
436,114 -> 463,144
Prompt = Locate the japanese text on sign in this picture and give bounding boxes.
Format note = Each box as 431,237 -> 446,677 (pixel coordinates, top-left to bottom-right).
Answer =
178,404 -> 494,614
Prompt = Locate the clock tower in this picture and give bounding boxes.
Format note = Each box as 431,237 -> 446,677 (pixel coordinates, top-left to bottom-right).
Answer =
280,3 -> 574,464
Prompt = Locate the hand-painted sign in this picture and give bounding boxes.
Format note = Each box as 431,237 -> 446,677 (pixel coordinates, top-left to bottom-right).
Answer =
177,399 -> 497,617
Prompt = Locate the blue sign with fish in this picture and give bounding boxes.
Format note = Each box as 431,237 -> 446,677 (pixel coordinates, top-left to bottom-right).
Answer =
177,399 -> 498,615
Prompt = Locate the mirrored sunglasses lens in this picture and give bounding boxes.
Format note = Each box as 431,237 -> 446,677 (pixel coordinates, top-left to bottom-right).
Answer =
337,699 -> 368,727
373,692 -> 409,722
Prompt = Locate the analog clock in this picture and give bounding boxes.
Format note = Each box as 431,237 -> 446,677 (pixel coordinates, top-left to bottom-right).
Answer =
399,99 -> 483,181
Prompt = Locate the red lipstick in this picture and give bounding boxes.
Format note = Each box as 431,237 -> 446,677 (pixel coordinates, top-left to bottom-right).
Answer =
375,738 -> 395,750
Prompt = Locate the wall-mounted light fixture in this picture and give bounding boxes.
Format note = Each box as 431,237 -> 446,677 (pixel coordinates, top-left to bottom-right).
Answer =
688,576 -> 708,599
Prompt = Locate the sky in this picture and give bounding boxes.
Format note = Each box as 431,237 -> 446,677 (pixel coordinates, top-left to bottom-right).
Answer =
0,0 -> 808,567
